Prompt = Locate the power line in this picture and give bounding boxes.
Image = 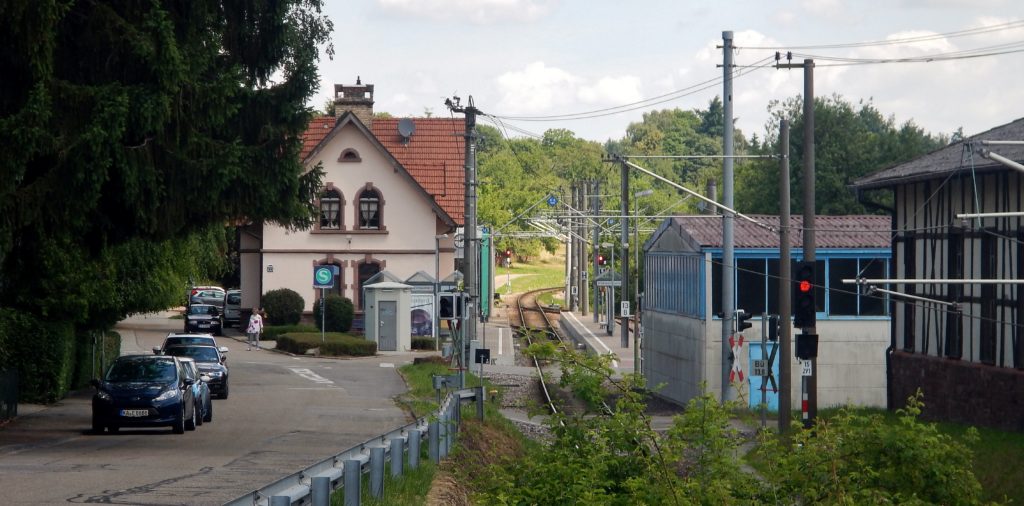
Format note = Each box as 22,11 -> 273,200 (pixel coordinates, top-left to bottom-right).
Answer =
788,41 -> 1024,66
737,19 -> 1024,50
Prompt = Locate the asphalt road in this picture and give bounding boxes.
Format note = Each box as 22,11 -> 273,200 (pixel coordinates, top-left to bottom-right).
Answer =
0,313 -> 414,505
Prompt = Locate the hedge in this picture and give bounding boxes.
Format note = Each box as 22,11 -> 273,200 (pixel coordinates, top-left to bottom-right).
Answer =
0,310 -> 75,403
262,324 -> 319,340
262,288 -> 305,325
411,337 -> 436,350
275,332 -> 376,357
312,294 -> 354,332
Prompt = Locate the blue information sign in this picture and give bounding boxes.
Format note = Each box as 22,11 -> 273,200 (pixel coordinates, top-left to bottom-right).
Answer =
547,196 -> 557,206
313,265 -> 337,289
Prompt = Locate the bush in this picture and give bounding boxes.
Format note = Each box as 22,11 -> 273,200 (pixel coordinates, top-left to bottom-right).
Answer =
263,324 -> 318,340
411,337 -> 436,350
262,288 -> 305,325
312,294 -> 354,332
275,332 -> 376,357
0,310 -> 76,403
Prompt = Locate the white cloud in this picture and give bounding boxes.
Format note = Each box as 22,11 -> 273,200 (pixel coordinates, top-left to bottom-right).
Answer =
376,0 -> 554,23
578,76 -> 643,105
495,62 -> 581,114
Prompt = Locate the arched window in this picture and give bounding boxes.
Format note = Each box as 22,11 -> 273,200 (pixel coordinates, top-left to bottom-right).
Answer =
319,189 -> 343,230
357,260 -> 381,310
339,148 -> 361,162
358,186 -> 383,230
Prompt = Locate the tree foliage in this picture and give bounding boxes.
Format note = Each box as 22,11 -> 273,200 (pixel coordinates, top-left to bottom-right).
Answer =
738,95 -> 947,215
0,1 -> 333,396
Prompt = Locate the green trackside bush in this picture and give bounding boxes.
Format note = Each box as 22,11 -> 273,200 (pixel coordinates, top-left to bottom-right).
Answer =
262,288 -> 305,325
70,330 -> 122,386
312,294 -> 354,332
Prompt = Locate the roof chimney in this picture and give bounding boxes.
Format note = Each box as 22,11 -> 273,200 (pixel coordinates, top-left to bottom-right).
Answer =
333,77 -> 374,126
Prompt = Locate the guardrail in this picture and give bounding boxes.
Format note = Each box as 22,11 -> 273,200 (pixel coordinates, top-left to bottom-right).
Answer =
225,386 -> 485,506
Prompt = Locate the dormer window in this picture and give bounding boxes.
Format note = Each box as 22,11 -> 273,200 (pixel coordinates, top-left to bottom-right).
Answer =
320,189 -> 342,230
358,187 -> 381,230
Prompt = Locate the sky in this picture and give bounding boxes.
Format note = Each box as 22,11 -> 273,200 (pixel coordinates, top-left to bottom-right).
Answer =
309,0 -> 1024,143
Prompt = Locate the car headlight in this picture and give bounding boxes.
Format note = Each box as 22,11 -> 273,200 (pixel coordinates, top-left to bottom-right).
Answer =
154,388 -> 179,401
96,391 -> 112,402
203,371 -> 223,378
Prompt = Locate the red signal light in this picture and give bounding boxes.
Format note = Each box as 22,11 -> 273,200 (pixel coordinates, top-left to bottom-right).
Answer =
798,280 -> 812,292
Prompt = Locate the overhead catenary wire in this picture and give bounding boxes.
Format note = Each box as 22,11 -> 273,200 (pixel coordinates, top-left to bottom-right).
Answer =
737,19 -> 1024,50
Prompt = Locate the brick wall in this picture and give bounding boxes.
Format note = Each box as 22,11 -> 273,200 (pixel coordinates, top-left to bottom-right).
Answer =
890,351 -> 1024,432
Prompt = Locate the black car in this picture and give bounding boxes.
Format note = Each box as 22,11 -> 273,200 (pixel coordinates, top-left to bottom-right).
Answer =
184,304 -> 223,335
91,355 -> 198,434
153,333 -> 229,356
161,345 -> 229,399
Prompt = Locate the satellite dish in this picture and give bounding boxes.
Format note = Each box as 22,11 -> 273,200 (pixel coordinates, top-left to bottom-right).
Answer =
398,118 -> 416,142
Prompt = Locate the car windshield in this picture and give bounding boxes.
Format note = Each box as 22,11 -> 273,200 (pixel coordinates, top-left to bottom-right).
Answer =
188,305 -> 218,316
164,346 -> 220,363
165,336 -> 214,347
105,358 -> 176,383
226,293 -> 241,304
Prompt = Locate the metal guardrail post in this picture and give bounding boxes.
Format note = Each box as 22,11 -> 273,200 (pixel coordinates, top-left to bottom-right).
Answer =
408,428 -> 421,469
369,446 -> 385,498
270,496 -> 290,506
428,420 -> 439,463
344,459 -> 361,506
311,476 -> 330,506
390,437 -> 404,477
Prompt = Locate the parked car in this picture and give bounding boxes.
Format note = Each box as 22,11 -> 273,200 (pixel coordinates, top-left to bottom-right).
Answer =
161,345 -> 229,399
184,304 -> 223,335
189,286 -> 226,308
224,289 -> 242,327
178,357 -> 213,424
90,355 -> 198,434
153,333 -> 229,355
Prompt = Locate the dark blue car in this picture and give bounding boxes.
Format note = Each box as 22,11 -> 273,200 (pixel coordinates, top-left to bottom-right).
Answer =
91,355 -> 198,434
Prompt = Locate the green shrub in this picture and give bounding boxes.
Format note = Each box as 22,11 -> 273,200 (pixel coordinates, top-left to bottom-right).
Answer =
312,294 -> 354,332
0,310 -> 76,403
262,288 -> 305,325
275,332 -> 376,357
263,324 -> 319,340
411,337 -> 435,350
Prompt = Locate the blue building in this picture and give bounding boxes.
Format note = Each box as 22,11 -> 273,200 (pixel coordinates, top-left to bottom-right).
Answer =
642,215 -> 891,410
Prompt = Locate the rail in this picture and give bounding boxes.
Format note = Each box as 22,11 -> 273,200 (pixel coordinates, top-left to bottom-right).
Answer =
225,386 -> 485,506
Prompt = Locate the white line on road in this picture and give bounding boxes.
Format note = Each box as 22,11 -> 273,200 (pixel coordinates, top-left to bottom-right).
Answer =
289,368 -> 334,384
379,363 -> 394,368
498,328 -> 503,355
565,312 -> 619,368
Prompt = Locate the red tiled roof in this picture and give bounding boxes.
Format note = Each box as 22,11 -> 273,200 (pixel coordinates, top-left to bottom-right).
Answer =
669,215 -> 891,249
299,116 -> 466,224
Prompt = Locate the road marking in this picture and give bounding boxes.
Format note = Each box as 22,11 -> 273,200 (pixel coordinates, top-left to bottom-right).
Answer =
498,328 -> 503,355
289,368 -> 333,384
564,312 -> 619,368
379,363 -> 394,368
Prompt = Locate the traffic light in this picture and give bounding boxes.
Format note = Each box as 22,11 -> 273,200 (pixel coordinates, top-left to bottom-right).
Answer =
796,333 -> 819,360
767,314 -> 779,341
439,293 -> 464,319
793,261 -> 816,328
735,309 -> 753,333
597,254 -> 605,266
505,249 -> 512,258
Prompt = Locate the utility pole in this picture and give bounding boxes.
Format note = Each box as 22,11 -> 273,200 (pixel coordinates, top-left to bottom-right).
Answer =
581,181 -> 590,316
592,180 -> 600,323
445,95 -> 479,388
778,119 -> 793,433
721,30 -> 737,402
571,184 -> 580,312
777,57 -> 817,427
620,159 -> 630,348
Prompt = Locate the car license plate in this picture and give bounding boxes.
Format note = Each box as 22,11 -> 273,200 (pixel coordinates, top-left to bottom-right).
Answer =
120,409 -> 148,417
199,322 -> 211,327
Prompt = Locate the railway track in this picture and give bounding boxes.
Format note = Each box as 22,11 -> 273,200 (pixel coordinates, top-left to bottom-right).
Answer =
512,287 -> 565,416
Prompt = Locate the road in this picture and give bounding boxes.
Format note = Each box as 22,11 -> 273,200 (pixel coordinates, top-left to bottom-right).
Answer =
0,313 -> 413,505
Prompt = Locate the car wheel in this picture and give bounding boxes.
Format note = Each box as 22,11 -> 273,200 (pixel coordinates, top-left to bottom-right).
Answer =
185,402 -> 197,431
92,412 -> 104,434
203,399 -> 213,422
173,404 -> 186,434
195,401 -> 204,427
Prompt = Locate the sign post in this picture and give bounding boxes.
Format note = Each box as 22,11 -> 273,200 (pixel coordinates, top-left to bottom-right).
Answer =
313,266 -> 337,343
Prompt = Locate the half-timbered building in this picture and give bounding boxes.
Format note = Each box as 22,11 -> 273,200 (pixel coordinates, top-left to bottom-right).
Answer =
852,117 -> 1024,431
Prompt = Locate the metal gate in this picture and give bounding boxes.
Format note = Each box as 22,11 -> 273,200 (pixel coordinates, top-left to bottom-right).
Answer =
379,301 -> 397,351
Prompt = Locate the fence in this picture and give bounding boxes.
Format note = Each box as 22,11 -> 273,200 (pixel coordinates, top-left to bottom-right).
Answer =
225,386 -> 485,506
0,369 -> 16,420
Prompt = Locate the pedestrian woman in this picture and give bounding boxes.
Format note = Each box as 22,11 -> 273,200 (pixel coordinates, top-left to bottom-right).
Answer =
246,309 -> 264,350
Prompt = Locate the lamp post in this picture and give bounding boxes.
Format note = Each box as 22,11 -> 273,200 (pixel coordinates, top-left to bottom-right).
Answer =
434,234 -> 448,351
600,241 -> 615,335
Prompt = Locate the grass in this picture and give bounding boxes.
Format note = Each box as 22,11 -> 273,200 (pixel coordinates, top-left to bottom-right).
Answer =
494,261 -> 565,295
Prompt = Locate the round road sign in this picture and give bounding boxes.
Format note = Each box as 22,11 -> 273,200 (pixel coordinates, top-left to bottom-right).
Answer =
314,266 -> 334,287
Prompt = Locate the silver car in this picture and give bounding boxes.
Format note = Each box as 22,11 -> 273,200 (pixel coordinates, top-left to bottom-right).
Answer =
189,286 -> 225,308
223,289 -> 242,327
